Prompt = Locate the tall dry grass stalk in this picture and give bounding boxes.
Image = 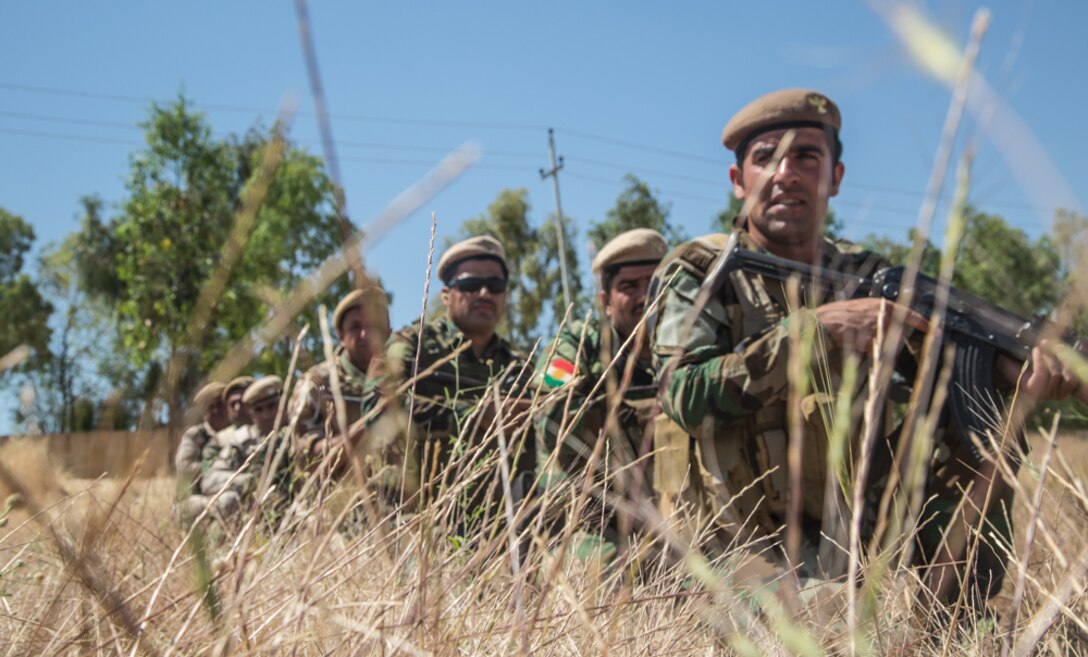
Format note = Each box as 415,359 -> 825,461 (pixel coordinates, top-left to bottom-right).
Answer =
5,6 -> 1088,656
3,394 -> 1087,655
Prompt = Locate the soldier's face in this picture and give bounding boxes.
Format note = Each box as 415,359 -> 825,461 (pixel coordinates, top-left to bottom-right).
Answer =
442,258 -> 507,337
205,399 -> 230,432
337,305 -> 386,372
602,262 -> 658,341
250,398 -> 280,435
227,391 -> 252,427
729,127 -> 843,255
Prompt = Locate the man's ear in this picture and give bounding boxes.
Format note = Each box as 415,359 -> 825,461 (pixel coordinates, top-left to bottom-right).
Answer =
598,289 -> 612,318
729,163 -> 746,200
441,287 -> 450,307
829,162 -> 845,197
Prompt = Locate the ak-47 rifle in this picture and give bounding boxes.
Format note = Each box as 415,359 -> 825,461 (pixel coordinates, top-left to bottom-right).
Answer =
694,236 -> 1084,465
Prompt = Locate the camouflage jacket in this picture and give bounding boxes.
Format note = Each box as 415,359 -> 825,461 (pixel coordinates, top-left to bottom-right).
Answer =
175,421 -> 215,494
200,424 -> 262,499
534,318 -> 656,490
650,228 -> 889,540
287,345 -> 376,462
368,316 -> 530,498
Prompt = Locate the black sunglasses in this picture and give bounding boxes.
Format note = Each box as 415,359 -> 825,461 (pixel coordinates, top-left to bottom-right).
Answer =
448,276 -> 507,294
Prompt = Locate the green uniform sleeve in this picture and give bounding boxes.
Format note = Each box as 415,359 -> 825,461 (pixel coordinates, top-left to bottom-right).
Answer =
652,267 -> 830,436
533,323 -> 598,478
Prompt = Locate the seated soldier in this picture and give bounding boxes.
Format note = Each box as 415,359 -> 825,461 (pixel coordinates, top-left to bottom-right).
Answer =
288,284 -> 389,476
535,228 -> 669,560
223,375 -> 255,428
651,88 -> 1088,615
367,235 -> 532,530
175,382 -> 228,498
192,376 -> 283,521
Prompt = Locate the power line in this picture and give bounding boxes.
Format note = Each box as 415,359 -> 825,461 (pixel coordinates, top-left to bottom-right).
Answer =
0,126 -> 138,147
0,110 -> 137,131
558,127 -> 723,165
1,79 -> 1064,220
0,81 -> 546,132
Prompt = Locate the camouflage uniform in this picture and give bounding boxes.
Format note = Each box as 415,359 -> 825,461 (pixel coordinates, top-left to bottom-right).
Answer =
535,318 -> 657,555
181,423 -> 292,523
653,228 -> 1013,599
288,345 -> 376,469
370,316 -> 531,520
651,229 -> 892,577
175,421 -> 216,496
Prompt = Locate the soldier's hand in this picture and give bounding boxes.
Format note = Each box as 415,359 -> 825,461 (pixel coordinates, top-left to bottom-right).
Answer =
815,298 -> 929,353
996,339 -> 1088,403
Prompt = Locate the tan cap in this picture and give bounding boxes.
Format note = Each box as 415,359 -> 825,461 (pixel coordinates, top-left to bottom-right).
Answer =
242,376 -> 283,406
332,285 -> 388,331
721,88 -> 841,151
222,375 -> 255,401
193,382 -> 226,408
437,236 -> 508,282
591,228 -> 668,277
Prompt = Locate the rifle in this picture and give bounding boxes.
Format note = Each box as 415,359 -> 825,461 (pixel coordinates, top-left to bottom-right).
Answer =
704,239 -> 1084,465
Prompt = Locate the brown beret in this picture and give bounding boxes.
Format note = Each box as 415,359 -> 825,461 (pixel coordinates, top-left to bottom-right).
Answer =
721,88 -> 841,152
437,236 -> 508,282
193,382 -> 226,409
222,375 -> 255,401
333,285 -> 388,331
591,228 -> 668,277
242,376 -> 283,406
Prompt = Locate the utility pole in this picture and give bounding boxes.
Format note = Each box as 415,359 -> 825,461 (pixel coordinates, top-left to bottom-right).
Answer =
539,128 -> 572,310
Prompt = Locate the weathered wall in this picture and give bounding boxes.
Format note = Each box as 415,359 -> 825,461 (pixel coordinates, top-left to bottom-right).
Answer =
0,429 -> 176,479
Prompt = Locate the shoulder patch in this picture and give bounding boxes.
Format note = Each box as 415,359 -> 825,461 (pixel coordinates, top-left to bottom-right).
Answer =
542,357 -> 577,388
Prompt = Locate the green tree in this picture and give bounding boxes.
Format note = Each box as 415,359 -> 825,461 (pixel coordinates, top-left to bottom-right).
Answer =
0,208 -> 52,367
454,189 -> 586,348
13,198 -> 139,433
587,174 -> 685,249
72,97 -> 350,427
861,228 -> 941,276
952,208 -> 1060,317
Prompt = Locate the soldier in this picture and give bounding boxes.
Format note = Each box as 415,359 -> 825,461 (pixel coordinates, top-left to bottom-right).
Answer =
223,375 -> 255,428
191,376 -> 283,521
650,88 -> 1088,609
288,285 -> 389,473
175,382 -> 229,499
370,235 -> 531,524
535,228 -> 668,557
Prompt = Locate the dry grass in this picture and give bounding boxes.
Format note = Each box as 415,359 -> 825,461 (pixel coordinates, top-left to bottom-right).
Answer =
0,419 -> 1085,657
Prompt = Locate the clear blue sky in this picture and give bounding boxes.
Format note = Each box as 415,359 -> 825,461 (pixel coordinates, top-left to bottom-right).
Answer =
2,1 -> 1085,426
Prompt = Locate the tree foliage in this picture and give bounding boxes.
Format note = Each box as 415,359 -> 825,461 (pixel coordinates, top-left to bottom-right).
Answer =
587,174 -> 685,249
71,97 -> 351,426
15,205 -> 132,433
0,207 -> 52,366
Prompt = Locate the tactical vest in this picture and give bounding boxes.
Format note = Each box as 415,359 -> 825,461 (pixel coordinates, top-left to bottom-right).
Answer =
651,231 -> 890,542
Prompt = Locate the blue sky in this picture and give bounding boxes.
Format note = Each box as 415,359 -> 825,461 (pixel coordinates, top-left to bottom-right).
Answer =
2,1 -> 1086,426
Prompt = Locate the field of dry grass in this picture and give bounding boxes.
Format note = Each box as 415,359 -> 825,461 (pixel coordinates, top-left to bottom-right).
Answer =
0,422 -> 1086,657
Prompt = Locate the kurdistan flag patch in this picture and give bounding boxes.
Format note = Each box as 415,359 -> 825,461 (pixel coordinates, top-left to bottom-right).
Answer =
543,358 -> 576,388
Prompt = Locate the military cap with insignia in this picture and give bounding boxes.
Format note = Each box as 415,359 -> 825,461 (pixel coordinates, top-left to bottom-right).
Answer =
438,235 -> 509,283
333,284 -> 389,331
193,382 -> 226,409
591,228 -> 668,282
242,376 -> 283,406
722,88 -> 841,156
222,375 -> 255,401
